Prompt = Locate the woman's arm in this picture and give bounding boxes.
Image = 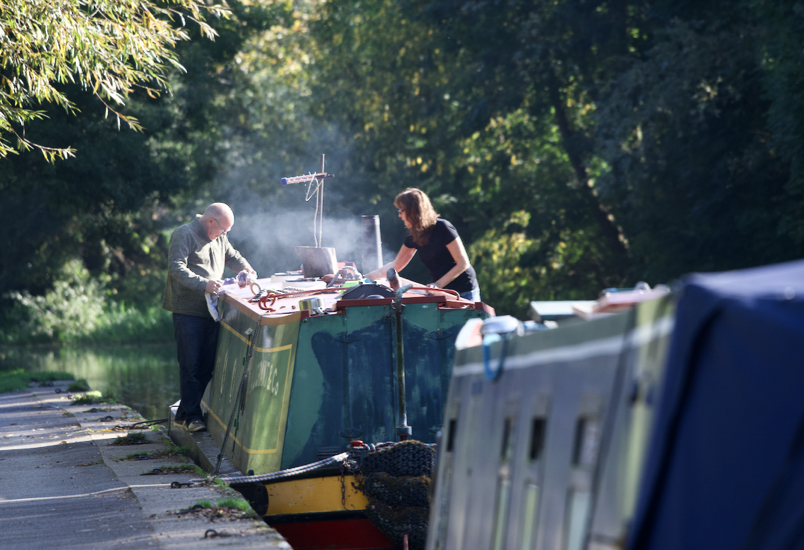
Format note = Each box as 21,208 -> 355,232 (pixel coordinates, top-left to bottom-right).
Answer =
365,244 -> 417,281
428,238 -> 470,289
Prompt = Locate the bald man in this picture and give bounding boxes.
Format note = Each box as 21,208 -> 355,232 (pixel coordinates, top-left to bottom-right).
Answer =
162,203 -> 256,432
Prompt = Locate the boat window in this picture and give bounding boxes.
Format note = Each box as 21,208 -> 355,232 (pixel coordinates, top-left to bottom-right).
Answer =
519,416 -> 546,549
492,414 -> 517,549
446,417 -> 457,453
564,414 -> 599,550
529,417 -> 546,462
571,417 -> 600,467
501,417 -> 514,460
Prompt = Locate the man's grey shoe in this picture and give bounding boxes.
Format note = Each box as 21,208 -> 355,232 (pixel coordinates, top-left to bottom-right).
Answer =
187,420 -> 206,433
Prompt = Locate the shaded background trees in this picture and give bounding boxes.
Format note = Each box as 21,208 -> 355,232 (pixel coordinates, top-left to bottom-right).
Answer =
2,0 -> 803,336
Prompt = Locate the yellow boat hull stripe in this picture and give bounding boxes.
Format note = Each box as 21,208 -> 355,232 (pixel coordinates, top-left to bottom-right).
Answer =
265,475 -> 369,515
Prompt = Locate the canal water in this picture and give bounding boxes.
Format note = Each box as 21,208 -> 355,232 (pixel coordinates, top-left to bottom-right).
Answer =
0,343 -> 179,421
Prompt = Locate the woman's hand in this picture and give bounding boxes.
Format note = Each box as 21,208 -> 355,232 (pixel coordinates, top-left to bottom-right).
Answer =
367,245 -> 416,281
432,238 -> 470,289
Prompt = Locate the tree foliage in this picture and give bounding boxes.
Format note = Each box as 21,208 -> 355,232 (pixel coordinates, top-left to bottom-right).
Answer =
0,0 -> 229,160
0,0 -> 279,308
2,0 -> 804,325
241,0 -> 802,314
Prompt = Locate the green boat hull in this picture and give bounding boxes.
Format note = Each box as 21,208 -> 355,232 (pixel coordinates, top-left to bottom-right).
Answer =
202,288 -> 491,475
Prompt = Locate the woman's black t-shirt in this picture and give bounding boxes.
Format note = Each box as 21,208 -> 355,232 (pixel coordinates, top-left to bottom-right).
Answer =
403,219 -> 478,293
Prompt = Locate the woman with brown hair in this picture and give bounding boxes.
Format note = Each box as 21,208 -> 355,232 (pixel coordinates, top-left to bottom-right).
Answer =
366,188 -> 481,302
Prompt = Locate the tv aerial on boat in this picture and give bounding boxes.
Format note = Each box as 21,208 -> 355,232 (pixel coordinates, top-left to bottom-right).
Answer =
281,153 -> 335,248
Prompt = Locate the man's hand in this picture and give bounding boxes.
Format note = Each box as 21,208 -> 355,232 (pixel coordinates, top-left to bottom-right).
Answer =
236,269 -> 257,288
205,279 -> 223,295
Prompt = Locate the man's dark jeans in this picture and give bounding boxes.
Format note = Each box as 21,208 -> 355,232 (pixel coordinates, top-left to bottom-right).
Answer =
172,313 -> 220,423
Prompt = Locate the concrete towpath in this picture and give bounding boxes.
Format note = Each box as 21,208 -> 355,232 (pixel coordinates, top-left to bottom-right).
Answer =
0,380 -> 290,550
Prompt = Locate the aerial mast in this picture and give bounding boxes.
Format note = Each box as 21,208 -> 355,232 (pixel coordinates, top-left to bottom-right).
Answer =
281,154 -> 334,247
281,155 -> 336,276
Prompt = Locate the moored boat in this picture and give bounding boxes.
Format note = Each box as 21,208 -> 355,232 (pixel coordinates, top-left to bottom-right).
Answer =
425,260 -> 804,550
198,267 -> 493,549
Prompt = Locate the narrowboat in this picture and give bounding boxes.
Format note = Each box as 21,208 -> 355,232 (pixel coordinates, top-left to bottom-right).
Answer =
197,263 -> 493,549
426,259 -> 804,550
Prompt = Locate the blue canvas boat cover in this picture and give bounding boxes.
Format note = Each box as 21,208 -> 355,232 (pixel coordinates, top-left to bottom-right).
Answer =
625,259 -> 804,550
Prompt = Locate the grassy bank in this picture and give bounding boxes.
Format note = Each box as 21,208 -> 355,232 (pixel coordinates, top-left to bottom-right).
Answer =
0,370 -> 76,394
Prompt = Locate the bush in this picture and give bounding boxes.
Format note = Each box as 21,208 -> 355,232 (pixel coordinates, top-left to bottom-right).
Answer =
2,260 -> 105,344
1,260 -> 173,345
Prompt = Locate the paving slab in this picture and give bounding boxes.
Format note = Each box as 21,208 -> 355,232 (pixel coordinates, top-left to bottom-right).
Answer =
0,381 -> 291,550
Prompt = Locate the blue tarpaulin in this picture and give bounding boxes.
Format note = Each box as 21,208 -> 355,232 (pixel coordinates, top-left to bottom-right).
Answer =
626,259 -> 804,550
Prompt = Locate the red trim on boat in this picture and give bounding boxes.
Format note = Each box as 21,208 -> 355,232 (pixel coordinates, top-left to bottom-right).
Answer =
271,518 -> 395,550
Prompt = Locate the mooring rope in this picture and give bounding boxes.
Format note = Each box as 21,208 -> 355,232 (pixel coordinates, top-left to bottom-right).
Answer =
195,452 -> 350,486
191,441 -> 434,486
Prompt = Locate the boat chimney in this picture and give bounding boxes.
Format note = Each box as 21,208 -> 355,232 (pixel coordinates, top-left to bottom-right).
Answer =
362,215 -> 382,275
